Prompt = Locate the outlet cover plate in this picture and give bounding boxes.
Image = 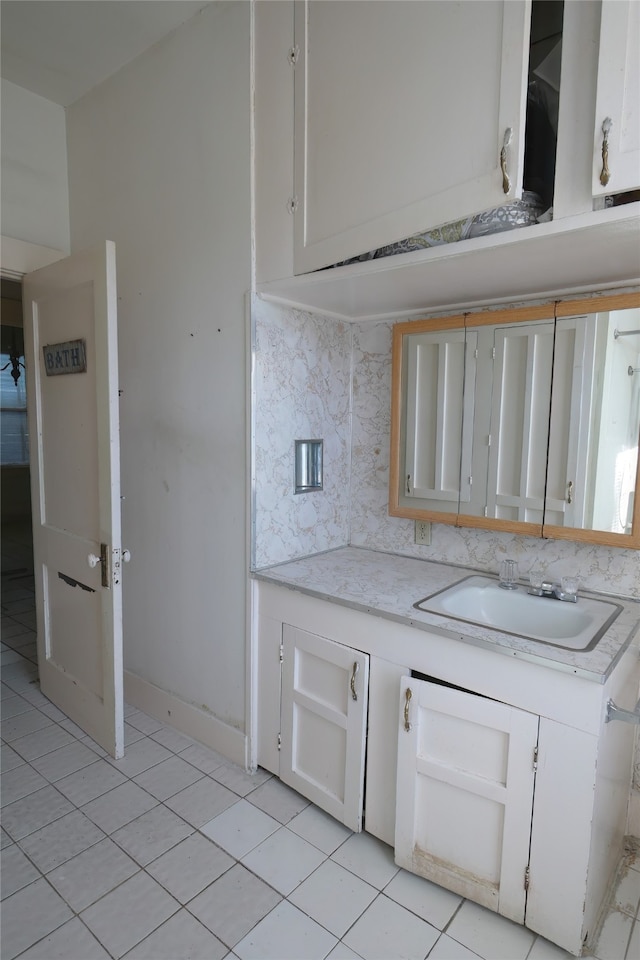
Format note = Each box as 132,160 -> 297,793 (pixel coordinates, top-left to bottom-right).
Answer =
415,521 -> 432,545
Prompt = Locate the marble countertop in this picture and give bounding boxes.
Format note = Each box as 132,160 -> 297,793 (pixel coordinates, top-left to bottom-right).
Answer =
253,547 -> 640,683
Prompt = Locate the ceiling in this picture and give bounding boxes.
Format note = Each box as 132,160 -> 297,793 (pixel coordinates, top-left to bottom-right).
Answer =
1,1 -> 214,107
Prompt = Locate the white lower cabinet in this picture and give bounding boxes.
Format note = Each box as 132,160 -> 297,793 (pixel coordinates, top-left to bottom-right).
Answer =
395,675 -> 538,924
256,581 -> 638,956
274,624 -> 369,832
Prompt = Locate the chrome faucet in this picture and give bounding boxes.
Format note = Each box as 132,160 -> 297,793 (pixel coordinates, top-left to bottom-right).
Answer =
528,577 -> 579,603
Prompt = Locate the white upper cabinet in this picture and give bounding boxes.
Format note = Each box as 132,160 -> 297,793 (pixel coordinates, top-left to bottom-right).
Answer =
293,0 -> 531,274
592,0 -> 640,198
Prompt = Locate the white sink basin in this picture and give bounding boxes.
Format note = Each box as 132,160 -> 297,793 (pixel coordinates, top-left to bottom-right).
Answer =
415,575 -> 622,650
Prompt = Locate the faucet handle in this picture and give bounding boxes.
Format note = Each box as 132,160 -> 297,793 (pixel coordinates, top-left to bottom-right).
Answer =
560,576 -> 579,599
528,567 -> 545,591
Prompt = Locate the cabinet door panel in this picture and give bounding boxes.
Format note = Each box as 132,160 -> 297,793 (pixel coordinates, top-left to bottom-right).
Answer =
593,0 -> 640,197
405,329 -> 476,508
544,315 -> 595,527
281,625 -> 369,831
485,322 -> 554,527
294,0 -> 531,273
395,677 -> 538,923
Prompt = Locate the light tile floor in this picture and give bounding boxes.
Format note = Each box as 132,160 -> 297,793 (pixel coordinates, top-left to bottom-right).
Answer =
2,524 -> 640,960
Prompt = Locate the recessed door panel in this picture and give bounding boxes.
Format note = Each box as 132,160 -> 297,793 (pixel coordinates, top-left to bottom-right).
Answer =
280,625 -> 369,831
396,676 -> 538,922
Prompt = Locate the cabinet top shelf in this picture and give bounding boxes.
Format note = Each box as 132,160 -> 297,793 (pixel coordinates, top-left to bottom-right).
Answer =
257,205 -> 640,323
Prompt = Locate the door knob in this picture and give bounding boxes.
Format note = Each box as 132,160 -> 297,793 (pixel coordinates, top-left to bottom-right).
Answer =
88,553 -> 101,568
122,549 -> 131,563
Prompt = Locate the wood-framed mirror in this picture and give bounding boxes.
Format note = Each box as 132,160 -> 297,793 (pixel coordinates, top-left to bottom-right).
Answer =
389,292 -> 640,548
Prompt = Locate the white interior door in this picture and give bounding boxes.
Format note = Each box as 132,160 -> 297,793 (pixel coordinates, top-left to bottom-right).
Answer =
395,676 -> 538,923
22,241 -> 124,758
280,625 -> 369,831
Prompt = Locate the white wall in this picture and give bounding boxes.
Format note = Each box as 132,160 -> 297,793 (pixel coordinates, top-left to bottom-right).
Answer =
1,80 -> 70,252
66,1 -> 251,757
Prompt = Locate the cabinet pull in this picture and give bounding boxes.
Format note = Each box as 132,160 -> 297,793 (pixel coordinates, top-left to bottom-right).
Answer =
403,687 -> 412,732
350,662 -> 359,701
567,480 -> 573,505
406,474 -> 411,495
500,128 -> 512,194
600,117 -> 612,187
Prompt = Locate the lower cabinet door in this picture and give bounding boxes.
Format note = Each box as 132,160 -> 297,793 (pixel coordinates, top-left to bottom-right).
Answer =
395,676 -> 539,923
280,625 -> 369,832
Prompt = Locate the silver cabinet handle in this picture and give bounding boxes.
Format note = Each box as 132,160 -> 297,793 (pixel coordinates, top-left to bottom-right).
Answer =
403,687 -> 412,732
567,480 -> 573,505
500,128 -> 512,194
350,662 -> 359,701
600,117 -> 612,187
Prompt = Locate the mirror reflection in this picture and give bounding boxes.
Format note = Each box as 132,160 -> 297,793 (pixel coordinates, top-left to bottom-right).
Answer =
389,294 -> 640,548
546,305 -> 640,537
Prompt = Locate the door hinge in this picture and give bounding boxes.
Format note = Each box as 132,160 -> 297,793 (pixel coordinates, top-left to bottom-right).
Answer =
533,746 -> 538,772
287,196 -> 298,215
279,642 -> 284,663
277,732 -> 282,750
491,346 -> 496,360
487,434 -> 492,447
483,506 -> 488,518
287,45 -> 299,66
474,348 -> 478,360
524,866 -> 530,891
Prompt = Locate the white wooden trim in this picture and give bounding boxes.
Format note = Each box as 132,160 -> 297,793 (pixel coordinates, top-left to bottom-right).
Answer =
124,669 -> 247,769
1,236 -> 64,279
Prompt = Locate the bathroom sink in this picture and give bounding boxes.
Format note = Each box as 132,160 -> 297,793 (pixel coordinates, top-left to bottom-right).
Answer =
414,575 -> 622,650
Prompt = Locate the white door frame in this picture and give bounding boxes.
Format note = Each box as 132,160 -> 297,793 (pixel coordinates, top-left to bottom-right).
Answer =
1,236 -> 65,280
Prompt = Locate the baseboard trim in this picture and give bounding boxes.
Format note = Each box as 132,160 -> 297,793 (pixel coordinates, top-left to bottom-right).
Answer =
124,670 -> 247,769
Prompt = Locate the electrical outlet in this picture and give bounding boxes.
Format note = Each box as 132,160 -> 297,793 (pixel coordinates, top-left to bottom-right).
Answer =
414,520 -> 431,545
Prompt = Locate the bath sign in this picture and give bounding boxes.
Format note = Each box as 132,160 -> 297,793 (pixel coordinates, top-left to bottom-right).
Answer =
42,339 -> 87,376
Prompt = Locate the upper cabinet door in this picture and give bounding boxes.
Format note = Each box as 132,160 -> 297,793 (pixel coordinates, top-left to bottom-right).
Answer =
293,0 -> 532,275
593,0 -> 640,197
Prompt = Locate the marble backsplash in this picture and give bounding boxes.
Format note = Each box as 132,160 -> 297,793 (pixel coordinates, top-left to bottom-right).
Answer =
252,297 -> 352,569
254,299 -> 639,599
